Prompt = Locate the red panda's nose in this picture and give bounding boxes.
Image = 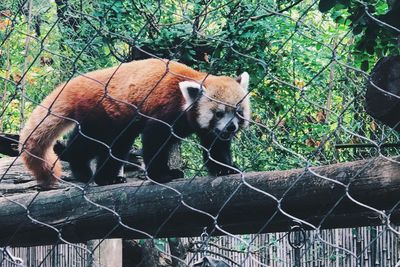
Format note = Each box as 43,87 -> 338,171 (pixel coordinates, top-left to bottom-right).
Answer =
226,122 -> 237,132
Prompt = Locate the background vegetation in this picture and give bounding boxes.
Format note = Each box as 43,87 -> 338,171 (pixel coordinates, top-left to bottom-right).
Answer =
0,0 -> 399,266
1,0 -> 398,174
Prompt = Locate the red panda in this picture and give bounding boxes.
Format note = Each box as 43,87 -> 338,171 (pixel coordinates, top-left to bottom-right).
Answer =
19,59 -> 251,188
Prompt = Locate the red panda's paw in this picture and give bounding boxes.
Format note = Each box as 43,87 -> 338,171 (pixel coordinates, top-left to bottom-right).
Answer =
112,176 -> 127,184
168,169 -> 184,180
215,166 -> 239,176
149,169 -> 184,183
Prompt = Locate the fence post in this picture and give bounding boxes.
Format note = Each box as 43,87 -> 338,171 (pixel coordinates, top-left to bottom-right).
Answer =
87,239 -> 122,267
167,144 -> 187,267
355,228 -> 362,267
293,231 -> 301,267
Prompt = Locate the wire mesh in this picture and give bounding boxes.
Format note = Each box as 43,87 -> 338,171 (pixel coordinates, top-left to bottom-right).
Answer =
0,0 -> 399,266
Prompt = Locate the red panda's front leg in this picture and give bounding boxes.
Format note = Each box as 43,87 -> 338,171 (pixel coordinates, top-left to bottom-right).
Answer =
199,133 -> 239,176
142,120 -> 184,183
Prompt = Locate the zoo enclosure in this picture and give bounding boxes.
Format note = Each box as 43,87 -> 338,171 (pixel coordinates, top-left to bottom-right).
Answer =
0,0 -> 400,266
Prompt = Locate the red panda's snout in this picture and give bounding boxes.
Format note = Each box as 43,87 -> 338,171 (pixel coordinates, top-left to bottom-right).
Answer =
211,110 -> 242,140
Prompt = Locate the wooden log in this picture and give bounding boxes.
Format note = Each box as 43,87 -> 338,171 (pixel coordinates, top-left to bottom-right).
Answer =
365,55 -> 400,131
0,156 -> 399,247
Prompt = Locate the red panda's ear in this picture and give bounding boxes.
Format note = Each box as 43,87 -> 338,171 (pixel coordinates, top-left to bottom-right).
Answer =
235,72 -> 250,91
179,81 -> 204,110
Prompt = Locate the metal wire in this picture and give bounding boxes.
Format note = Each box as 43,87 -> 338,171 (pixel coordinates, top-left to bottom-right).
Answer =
0,0 -> 399,266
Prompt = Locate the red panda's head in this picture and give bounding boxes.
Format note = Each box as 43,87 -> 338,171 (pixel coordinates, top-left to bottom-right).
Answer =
179,72 -> 250,139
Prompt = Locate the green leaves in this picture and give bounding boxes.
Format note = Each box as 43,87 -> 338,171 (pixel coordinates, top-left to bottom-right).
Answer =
318,0 -> 340,12
317,0 -> 399,70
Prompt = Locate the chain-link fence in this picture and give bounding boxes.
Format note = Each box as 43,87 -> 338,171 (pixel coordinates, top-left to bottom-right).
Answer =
0,0 -> 399,266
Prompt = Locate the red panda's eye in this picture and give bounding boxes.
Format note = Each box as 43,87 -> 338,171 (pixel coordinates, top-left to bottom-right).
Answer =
215,111 -> 224,118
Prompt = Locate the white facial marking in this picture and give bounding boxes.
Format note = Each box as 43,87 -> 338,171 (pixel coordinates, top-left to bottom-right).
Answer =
179,81 -> 203,111
197,97 -> 214,129
241,97 -> 251,127
233,117 -> 239,130
240,72 -> 250,91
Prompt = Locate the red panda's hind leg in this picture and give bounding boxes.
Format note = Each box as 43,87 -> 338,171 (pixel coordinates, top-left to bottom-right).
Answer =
93,127 -> 140,185
61,127 -> 95,183
94,142 -> 131,185
142,121 -> 184,183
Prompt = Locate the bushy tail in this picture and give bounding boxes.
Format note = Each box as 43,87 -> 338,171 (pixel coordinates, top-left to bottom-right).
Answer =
19,93 -> 74,188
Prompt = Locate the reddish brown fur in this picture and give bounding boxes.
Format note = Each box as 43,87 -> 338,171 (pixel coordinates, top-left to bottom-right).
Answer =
19,59 -> 243,187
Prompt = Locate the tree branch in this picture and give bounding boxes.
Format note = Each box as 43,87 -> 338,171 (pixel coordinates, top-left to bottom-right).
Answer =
0,156 -> 399,247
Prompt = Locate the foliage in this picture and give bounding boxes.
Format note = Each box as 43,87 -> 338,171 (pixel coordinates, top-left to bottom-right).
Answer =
318,0 -> 400,70
0,0 -> 399,173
